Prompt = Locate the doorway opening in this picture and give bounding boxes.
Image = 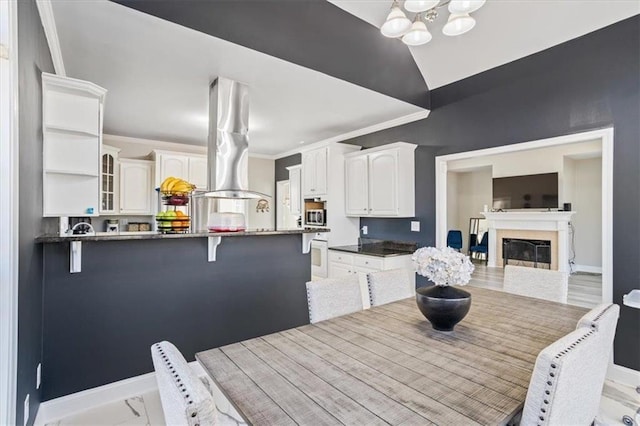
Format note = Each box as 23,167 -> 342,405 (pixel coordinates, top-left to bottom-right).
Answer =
435,128 -> 613,306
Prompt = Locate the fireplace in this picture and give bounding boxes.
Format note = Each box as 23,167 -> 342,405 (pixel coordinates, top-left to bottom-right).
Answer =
502,238 -> 551,268
481,211 -> 575,272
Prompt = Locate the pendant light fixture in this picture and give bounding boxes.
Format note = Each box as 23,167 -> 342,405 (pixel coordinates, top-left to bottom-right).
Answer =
448,0 -> 486,14
380,0 -> 412,38
402,13 -> 433,46
442,13 -> 476,36
404,0 -> 440,13
380,0 -> 485,46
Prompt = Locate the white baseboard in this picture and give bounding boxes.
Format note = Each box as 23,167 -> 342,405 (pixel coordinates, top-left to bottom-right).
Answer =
607,363 -> 640,388
573,264 -> 603,274
34,361 -> 203,426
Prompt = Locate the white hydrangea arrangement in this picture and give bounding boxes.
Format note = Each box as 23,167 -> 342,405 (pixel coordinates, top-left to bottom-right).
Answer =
412,246 -> 475,287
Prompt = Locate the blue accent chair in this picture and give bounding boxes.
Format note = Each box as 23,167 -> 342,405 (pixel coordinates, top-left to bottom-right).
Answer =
470,232 -> 489,264
446,230 -> 463,252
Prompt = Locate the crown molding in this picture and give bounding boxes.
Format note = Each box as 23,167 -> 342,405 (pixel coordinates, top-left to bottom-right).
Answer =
273,109 -> 430,160
103,134 -> 271,160
36,0 -> 66,76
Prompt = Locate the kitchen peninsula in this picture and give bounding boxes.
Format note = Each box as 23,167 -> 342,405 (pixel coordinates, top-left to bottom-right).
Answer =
35,228 -> 325,399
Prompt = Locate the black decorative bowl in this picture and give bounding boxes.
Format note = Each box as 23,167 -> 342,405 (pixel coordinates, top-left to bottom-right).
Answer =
416,285 -> 471,332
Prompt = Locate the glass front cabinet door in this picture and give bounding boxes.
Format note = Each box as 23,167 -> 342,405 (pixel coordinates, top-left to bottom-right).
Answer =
100,145 -> 121,214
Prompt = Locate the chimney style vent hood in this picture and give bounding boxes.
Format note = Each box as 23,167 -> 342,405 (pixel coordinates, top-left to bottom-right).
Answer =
204,77 -> 268,199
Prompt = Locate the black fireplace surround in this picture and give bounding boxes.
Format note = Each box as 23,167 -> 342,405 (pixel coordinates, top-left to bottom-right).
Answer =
502,238 -> 551,268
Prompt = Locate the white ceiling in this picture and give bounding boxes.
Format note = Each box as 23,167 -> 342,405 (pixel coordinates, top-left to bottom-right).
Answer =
51,0 -> 426,156
329,0 -> 639,89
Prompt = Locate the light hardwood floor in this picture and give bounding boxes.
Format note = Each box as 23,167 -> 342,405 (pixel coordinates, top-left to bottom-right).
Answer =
469,262 -> 602,308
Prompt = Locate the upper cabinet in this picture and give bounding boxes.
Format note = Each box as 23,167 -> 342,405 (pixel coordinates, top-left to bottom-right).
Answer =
119,159 -> 153,215
345,142 -> 416,217
42,73 -> 107,217
100,145 -> 121,215
154,150 -> 208,189
302,148 -> 327,197
287,165 -> 302,214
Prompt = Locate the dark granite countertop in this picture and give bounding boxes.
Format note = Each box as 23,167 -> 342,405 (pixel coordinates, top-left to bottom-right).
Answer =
329,239 -> 417,258
36,227 -> 329,243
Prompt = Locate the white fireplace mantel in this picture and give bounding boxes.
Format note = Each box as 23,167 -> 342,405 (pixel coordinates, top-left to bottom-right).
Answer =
480,211 -> 576,272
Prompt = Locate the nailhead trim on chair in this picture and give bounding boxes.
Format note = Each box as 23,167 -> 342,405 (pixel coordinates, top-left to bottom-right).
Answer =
366,274 -> 374,307
588,304 -> 615,331
306,287 -> 313,322
154,343 -> 199,420
535,329 -> 597,425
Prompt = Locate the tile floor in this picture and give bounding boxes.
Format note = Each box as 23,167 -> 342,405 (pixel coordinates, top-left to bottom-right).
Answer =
45,265 -> 638,426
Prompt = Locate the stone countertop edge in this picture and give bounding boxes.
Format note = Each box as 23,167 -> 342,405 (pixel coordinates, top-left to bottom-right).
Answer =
328,245 -> 415,258
35,228 -> 329,243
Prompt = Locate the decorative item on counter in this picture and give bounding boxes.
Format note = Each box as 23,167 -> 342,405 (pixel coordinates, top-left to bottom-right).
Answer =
139,222 -> 151,232
256,199 -> 270,213
159,176 -> 195,205
208,212 -> 246,233
413,246 -> 475,331
127,223 -> 140,232
157,176 -> 194,234
105,219 -> 119,233
156,210 -> 191,234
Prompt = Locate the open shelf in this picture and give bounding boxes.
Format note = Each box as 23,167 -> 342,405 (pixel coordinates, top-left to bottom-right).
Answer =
44,125 -> 100,138
44,169 -> 99,177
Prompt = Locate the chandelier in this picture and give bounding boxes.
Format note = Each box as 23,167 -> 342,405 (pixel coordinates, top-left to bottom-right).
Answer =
381,0 -> 485,46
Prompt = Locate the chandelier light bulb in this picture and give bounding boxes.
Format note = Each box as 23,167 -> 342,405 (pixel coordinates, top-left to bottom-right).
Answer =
448,0 -> 486,14
380,2 -> 412,38
402,15 -> 432,46
442,13 -> 476,36
404,0 -> 440,13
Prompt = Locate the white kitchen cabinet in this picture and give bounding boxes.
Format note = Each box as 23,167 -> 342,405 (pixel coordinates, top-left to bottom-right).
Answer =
100,145 -> 121,215
328,250 -> 415,308
286,165 -> 302,214
344,142 -> 416,218
42,73 -> 107,217
119,159 -> 153,215
345,155 -> 368,215
302,148 -> 327,197
154,150 -> 208,189
188,156 -> 208,189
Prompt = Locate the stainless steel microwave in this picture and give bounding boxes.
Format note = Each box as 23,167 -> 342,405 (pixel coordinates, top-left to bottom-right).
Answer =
305,209 -> 326,226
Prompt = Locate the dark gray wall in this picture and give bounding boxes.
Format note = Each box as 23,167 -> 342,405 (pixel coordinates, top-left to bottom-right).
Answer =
17,1 -> 54,424
42,236 -> 311,399
341,16 -> 640,370
275,153 -> 302,182
275,154 -> 302,224
112,0 -> 430,108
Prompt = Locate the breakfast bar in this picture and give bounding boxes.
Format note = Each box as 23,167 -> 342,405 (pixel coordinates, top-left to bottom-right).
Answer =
35,229 -> 326,400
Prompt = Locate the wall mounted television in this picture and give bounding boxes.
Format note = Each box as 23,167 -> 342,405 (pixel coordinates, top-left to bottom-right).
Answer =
492,172 -> 558,209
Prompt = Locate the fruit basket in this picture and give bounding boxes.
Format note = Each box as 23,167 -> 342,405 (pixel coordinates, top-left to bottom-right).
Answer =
156,211 -> 191,234
159,177 -> 196,200
157,177 -> 196,233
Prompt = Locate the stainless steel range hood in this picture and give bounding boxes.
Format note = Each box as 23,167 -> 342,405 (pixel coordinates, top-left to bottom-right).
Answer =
204,77 -> 268,199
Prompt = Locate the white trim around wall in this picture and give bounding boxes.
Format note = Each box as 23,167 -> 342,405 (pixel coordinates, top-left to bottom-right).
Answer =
33,361 -> 206,426
0,1 -> 20,424
35,0 -> 65,76
435,128 -> 614,305
273,109 -> 430,160
435,128 -> 634,379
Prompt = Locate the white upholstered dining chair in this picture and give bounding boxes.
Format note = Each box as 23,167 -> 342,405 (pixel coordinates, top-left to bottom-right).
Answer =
151,341 -> 219,426
518,304 -> 620,426
306,275 -> 363,323
366,268 -> 415,307
503,265 -> 568,303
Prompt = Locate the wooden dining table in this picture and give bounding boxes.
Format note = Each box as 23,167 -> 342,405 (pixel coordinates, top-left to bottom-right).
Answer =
196,286 -> 589,425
